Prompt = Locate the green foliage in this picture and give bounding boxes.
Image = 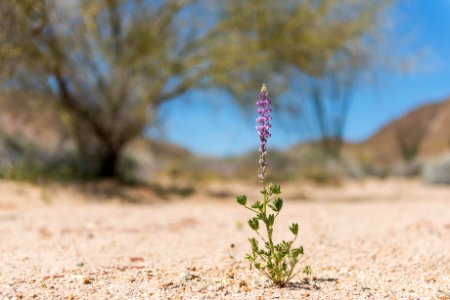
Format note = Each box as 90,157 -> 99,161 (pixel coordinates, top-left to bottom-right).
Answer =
248,218 -> 259,231
269,198 -> 283,212
269,183 -> 281,195
0,157 -> 95,183
213,0 -> 393,158
251,200 -> 264,211
289,223 -> 299,236
210,0 -> 391,96
301,165 -> 343,186
303,265 -> 312,276
0,0 -> 231,178
236,195 -> 247,206
237,183 -> 311,287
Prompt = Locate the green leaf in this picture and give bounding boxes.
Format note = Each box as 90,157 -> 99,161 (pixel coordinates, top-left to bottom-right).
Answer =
249,238 -> 258,251
289,223 -> 299,235
251,200 -> 263,211
236,195 -> 247,206
248,218 -> 259,231
244,253 -> 254,261
303,265 -> 312,276
291,246 -> 304,258
269,198 -> 283,212
267,214 -> 275,226
269,184 -> 281,195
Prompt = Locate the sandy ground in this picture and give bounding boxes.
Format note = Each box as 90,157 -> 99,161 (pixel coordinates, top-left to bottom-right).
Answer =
0,179 -> 449,299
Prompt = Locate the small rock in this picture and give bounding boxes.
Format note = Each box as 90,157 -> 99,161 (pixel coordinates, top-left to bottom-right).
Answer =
38,227 -> 52,238
207,284 -> 218,292
146,270 -> 153,279
130,257 -> 144,263
239,280 -> 250,292
226,268 -> 235,279
179,270 -> 192,282
425,276 -> 436,283
82,277 -> 92,284
178,270 -> 198,282
160,281 -> 173,288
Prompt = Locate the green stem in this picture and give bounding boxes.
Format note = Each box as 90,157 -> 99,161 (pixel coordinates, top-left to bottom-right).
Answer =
255,229 -> 267,243
244,206 -> 260,214
286,261 -> 304,282
262,181 -> 274,254
254,263 -> 272,280
262,180 -> 277,281
285,235 -> 300,284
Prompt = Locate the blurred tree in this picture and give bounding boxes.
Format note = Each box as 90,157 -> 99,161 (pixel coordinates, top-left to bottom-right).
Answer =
292,48 -> 365,157
0,0 -> 393,178
211,0 -> 392,156
0,0 -> 215,177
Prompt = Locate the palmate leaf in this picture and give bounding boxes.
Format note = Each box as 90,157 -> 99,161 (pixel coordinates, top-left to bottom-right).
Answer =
249,237 -> 258,251
269,184 -> 281,195
269,197 -> 283,212
237,180 -> 310,286
291,246 -> 304,258
236,195 -> 247,206
248,218 -> 259,231
251,200 -> 264,211
303,265 -> 312,275
266,214 -> 275,226
244,253 -> 255,261
289,223 -> 299,235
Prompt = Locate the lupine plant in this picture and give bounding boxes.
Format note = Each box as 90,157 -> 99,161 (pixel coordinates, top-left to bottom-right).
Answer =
236,84 -> 311,287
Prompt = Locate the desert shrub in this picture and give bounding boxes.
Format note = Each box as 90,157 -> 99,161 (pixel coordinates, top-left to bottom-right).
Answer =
0,155 -> 96,182
339,155 -> 366,179
0,130 -> 96,182
297,165 -> 341,185
391,160 -> 422,178
422,154 -> 450,185
284,149 -> 368,184
0,132 -> 145,183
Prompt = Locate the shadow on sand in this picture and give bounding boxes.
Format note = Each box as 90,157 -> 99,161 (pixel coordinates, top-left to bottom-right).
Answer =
286,277 -> 338,291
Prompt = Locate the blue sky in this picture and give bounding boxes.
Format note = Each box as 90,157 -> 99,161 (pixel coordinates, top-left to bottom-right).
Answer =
152,0 -> 450,157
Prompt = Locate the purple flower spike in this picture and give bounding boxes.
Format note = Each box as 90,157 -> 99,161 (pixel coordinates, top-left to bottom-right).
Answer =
256,83 -> 272,181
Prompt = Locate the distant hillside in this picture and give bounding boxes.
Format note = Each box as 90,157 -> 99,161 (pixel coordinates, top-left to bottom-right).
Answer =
360,98 -> 450,164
